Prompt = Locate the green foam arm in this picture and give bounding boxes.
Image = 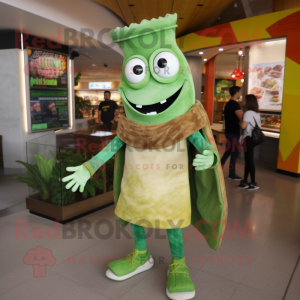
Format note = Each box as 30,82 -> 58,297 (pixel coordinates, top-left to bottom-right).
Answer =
83,136 -> 125,176
187,131 -> 219,168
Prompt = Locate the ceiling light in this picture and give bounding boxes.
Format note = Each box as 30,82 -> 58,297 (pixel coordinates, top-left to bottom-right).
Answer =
265,40 -> 279,44
203,58 -> 207,61
238,50 -> 243,55
199,51 -> 203,54
92,64 -> 96,66
219,48 -> 224,51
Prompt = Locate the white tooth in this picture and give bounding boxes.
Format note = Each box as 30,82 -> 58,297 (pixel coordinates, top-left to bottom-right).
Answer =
160,100 -> 167,104
136,105 -> 142,108
146,111 -> 157,115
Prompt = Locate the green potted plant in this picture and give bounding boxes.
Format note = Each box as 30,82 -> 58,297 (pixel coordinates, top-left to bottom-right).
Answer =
15,151 -> 104,205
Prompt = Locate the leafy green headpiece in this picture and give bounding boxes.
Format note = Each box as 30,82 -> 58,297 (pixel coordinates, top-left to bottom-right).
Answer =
109,13 -> 195,125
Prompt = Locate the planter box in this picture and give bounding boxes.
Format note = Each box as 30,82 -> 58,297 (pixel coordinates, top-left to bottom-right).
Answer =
26,191 -> 114,223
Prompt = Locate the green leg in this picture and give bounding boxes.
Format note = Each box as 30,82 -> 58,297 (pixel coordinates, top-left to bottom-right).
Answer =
167,228 -> 184,259
131,223 -> 147,251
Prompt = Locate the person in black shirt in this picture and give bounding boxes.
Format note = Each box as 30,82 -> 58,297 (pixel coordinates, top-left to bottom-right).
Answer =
98,91 -> 119,130
220,86 -> 244,180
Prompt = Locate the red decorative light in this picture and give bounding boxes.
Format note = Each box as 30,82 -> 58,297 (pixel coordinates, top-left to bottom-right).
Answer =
230,51 -> 244,81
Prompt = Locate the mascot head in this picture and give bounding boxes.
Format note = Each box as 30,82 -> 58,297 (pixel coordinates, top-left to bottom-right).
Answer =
109,13 -> 195,125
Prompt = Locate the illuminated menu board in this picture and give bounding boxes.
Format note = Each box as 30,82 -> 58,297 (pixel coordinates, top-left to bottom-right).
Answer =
28,49 -> 69,131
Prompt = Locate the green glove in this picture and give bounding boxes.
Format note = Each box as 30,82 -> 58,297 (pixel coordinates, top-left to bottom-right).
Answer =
192,150 -> 214,171
62,165 -> 91,192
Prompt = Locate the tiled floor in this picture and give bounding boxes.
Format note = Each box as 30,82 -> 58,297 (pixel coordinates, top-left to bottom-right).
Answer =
0,168 -> 28,210
0,158 -> 300,300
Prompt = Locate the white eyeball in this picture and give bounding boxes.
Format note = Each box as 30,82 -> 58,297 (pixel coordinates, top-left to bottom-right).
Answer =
125,58 -> 147,84
153,52 -> 179,79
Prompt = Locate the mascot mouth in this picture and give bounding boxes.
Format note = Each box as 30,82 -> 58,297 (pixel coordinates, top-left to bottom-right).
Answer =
124,84 -> 183,115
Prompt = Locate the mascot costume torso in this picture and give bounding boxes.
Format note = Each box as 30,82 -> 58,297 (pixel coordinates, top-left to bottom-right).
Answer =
63,13 -> 227,300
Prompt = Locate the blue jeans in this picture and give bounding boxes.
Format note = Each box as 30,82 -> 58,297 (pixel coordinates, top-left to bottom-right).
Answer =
221,134 -> 240,176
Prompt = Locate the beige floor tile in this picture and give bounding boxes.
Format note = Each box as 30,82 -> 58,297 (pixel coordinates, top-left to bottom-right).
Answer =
0,269 -> 110,300
192,271 -> 239,300
241,241 -> 299,297
285,271 -> 300,300
230,284 -> 282,300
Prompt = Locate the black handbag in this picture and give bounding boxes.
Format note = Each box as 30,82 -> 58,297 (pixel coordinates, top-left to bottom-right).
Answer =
250,117 -> 265,146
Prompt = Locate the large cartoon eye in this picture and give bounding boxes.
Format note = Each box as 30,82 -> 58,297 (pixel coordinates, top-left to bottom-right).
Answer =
153,52 -> 179,79
125,58 -> 147,84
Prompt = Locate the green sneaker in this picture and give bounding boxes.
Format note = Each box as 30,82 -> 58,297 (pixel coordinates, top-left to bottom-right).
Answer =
166,257 -> 195,300
105,246 -> 154,281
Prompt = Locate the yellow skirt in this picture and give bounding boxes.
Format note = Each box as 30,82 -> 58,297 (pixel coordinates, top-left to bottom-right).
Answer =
114,139 -> 191,229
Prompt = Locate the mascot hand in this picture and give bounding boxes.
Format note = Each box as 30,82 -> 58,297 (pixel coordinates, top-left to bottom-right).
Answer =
193,150 -> 214,171
62,165 -> 91,192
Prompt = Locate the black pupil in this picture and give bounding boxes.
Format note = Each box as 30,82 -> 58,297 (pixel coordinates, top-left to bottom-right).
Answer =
133,65 -> 143,75
158,58 -> 167,68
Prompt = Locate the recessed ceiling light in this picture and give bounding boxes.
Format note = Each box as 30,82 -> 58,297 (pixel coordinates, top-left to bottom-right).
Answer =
219,48 -> 224,51
238,50 -> 243,55
203,58 -> 207,61
199,51 -> 204,55
92,64 -> 96,66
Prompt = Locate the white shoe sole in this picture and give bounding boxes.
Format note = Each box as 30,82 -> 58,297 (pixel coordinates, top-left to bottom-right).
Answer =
247,187 -> 259,190
166,270 -> 196,300
105,255 -> 154,281
228,177 -> 241,181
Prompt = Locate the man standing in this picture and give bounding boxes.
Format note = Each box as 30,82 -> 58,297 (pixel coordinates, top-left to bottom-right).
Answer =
221,86 -> 243,180
98,91 -> 119,130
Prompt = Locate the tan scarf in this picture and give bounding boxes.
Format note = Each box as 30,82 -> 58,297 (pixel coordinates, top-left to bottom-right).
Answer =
117,100 -> 209,149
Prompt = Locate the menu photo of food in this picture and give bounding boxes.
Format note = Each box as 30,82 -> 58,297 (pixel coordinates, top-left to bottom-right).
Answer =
261,114 -> 281,131
28,49 -> 67,88
41,100 -> 59,121
248,61 -> 285,111
30,101 -> 43,123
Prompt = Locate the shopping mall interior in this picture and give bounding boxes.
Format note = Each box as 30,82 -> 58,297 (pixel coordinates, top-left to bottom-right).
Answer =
0,1 -> 300,300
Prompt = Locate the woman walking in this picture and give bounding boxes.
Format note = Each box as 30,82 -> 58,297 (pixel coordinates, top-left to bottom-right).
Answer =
237,94 -> 261,190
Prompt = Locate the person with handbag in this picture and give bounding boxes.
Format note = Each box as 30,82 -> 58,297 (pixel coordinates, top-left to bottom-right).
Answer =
237,94 -> 263,190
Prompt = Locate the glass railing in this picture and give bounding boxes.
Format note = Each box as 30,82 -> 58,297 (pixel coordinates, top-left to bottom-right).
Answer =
24,120 -> 117,208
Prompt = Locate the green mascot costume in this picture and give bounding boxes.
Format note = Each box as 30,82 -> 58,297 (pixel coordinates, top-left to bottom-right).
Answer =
63,13 -> 227,300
